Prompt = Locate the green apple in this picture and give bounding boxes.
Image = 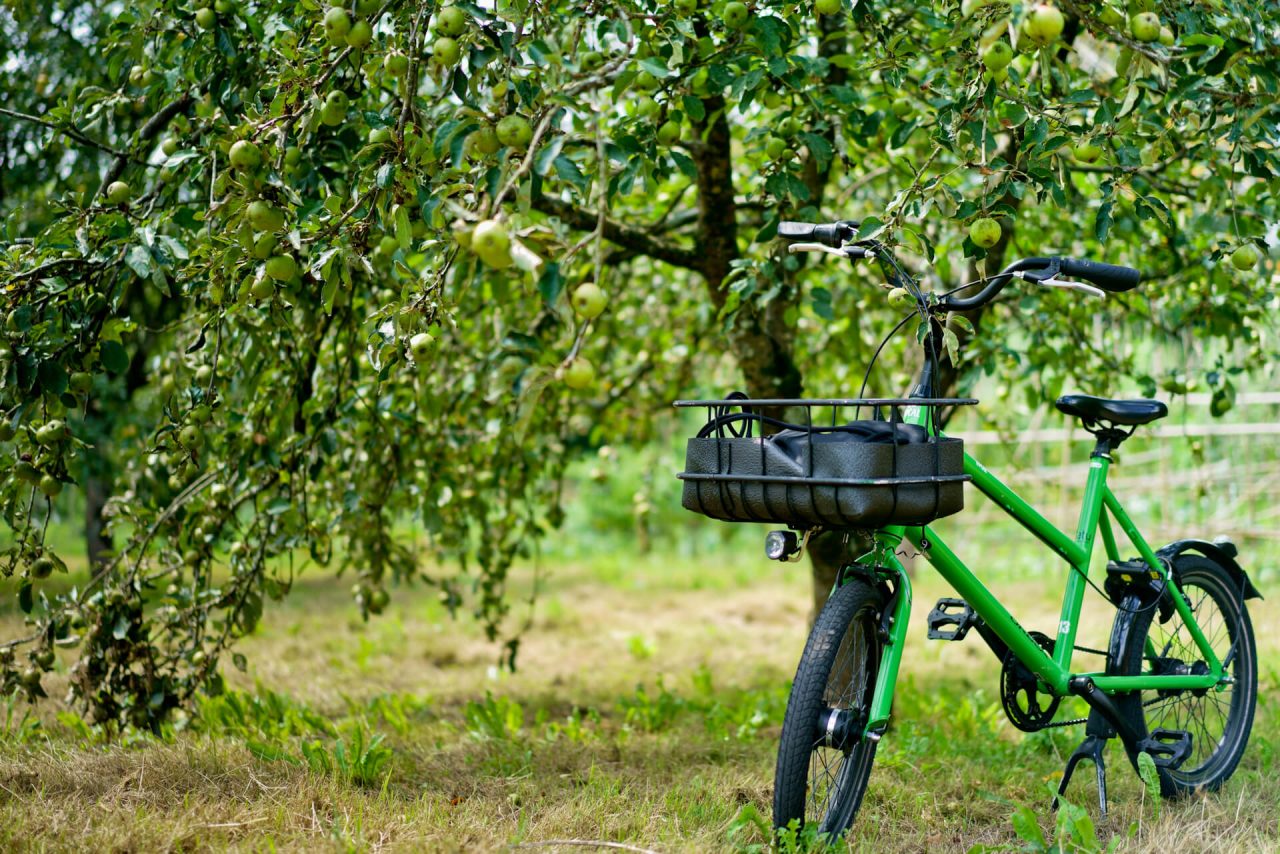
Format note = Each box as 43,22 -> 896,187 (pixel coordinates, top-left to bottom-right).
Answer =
1023,4 -> 1064,45
35,419 -> 65,445
215,0 -> 235,12
563,358 -> 595,390
1158,26 -> 1175,46
674,0 -> 698,12
634,96 -> 660,118
580,50 -> 604,71
470,126 -> 500,155
656,120 -> 681,146
409,331 -> 435,360
1071,141 -> 1103,163
229,139 -> 261,170
471,219 -> 512,267
722,1 -> 749,30
890,98 -> 913,118
15,461 -> 40,484
368,126 -> 391,146
960,0 -> 996,15
250,276 -> 275,300
161,137 -> 180,156
981,40 -> 1013,71
38,474 -> 62,497
815,0 -> 841,15
1129,12 -> 1160,42
32,556 -> 55,579
435,5 -> 467,36
104,180 -> 132,205
246,199 -> 285,232
571,283 -> 608,319
384,51 -> 409,76
355,0 -> 379,13
264,254 -> 298,281
69,371 -> 94,394
1097,6 -> 1124,27
179,424 -> 203,449
432,36 -> 461,67
1231,244 -> 1260,271
195,6 -> 217,29
765,136 -> 787,160
323,7 -> 351,45
321,90 -> 348,126
633,70 -> 659,91
346,20 -> 373,48
495,115 -> 533,150
969,217 -> 1002,248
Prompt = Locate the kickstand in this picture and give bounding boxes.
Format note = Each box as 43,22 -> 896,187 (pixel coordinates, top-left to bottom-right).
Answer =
1053,734 -> 1108,817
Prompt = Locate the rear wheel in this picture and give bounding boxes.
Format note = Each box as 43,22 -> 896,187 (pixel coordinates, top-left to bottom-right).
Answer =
773,577 -> 884,837
1109,555 -> 1257,796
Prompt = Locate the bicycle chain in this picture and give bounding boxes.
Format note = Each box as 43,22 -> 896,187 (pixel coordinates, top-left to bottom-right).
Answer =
1034,644 -> 1120,730
1044,691 -> 1167,729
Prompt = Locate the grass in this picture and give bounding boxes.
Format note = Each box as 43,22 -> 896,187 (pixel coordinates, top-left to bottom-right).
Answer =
0,520 -> 1276,853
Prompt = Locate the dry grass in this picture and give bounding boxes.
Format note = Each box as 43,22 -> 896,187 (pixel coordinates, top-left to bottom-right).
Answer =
0,542 -> 1276,852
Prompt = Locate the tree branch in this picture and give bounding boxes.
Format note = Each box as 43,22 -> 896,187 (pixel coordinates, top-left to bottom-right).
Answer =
97,94 -> 193,200
0,106 -> 127,158
530,193 -> 702,271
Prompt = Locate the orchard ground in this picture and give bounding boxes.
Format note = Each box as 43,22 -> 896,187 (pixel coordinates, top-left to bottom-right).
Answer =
0,517 -> 1276,852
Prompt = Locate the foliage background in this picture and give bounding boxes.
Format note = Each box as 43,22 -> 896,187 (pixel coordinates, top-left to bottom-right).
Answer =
1,0 -> 1277,733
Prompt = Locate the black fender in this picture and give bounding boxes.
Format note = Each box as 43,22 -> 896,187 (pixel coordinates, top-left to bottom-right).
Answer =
1156,538 -> 1262,601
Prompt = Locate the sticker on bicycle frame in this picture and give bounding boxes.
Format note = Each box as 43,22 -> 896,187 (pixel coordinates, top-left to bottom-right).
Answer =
1059,620 -> 1071,636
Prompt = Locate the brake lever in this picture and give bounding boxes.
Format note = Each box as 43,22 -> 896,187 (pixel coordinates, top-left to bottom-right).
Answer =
787,243 -> 872,259
1039,278 -> 1107,299
1013,268 -> 1105,299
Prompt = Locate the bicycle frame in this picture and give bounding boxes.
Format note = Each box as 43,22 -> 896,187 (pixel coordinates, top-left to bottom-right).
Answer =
854,437 -> 1225,735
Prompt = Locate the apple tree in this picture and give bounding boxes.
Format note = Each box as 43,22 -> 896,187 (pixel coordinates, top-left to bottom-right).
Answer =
1,0 -> 1277,728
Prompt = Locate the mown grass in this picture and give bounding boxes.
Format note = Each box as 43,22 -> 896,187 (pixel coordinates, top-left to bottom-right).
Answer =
0,527 -> 1276,853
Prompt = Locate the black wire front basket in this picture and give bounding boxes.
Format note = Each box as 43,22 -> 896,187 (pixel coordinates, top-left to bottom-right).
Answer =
675,394 -> 976,529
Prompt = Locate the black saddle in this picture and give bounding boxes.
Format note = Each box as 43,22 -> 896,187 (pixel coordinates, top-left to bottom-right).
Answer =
1055,394 -> 1167,427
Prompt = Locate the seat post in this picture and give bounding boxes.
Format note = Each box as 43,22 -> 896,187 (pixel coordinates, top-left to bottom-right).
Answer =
1089,427 -> 1131,460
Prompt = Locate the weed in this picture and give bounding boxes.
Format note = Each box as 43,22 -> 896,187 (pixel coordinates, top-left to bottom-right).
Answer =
463,692 -> 524,743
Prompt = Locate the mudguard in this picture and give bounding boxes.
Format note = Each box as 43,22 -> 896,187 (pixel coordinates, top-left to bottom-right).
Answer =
1156,538 -> 1262,600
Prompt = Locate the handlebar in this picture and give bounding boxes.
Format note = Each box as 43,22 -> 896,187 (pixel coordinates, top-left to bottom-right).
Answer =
778,220 -> 1143,311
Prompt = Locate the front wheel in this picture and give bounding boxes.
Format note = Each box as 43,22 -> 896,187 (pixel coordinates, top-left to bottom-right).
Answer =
1109,554 -> 1257,797
773,577 -> 885,837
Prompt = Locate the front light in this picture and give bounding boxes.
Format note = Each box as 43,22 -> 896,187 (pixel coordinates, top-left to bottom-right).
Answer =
765,530 -> 799,561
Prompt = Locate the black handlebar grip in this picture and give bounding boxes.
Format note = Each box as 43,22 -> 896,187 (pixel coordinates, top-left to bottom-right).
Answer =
778,220 -> 860,248
1056,257 -> 1142,292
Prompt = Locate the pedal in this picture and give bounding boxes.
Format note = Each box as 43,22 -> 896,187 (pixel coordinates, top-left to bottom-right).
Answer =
1141,728 -> 1193,770
927,598 -> 979,641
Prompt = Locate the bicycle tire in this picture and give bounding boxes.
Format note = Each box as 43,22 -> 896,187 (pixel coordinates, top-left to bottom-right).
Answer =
1108,554 -> 1257,797
773,577 -> 885,836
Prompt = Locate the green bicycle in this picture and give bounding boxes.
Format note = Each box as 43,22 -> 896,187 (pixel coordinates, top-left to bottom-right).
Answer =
675,218 -> 1260,837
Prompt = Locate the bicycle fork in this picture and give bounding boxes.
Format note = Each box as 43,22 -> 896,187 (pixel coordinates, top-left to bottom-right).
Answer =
844,531 -> 914,737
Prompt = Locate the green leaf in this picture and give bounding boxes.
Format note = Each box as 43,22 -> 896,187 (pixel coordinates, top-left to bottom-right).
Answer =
638,57 -> 671,78
100,340 -> 129,374
18,582 -> 32,614
125,244 -> 153,279
534,136 -> 566,176
681,95 -> 705,123
536,261 -> 563,306
1094,200 -> 1114,242
1010,805 -> 1045,846
810,287 -> 833,320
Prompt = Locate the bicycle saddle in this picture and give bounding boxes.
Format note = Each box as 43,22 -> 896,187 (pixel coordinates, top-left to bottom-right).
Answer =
1055,394 -> 1168,426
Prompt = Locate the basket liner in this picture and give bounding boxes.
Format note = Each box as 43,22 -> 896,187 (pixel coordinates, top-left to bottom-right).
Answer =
681,433 -> 964,528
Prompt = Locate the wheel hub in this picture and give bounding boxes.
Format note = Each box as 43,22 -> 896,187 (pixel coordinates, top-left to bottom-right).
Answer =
814,707 -> 863,752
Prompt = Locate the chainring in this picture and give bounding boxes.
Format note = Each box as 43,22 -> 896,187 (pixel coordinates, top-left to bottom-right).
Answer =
1000,630 -> 1062,732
